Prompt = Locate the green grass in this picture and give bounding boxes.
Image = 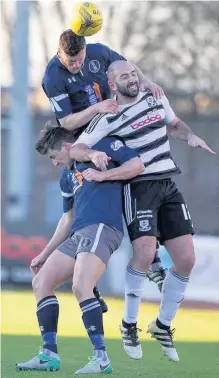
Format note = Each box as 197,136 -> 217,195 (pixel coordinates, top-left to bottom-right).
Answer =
1,335 -> 219,378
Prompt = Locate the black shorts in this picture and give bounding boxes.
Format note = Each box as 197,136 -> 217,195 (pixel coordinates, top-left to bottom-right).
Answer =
123,179 -> 194,243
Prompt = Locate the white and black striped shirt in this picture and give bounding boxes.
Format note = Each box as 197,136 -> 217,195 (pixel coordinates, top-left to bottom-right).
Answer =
75,91 -> 181,181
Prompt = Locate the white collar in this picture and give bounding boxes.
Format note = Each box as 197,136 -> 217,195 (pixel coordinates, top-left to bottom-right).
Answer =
115,93 -> 142,110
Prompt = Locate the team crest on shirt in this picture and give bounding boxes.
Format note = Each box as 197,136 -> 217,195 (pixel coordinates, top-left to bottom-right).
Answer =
89,60 -> 100,73
139,219 -> 151,232
110,140 -> 123,151
146,96 -> 157,108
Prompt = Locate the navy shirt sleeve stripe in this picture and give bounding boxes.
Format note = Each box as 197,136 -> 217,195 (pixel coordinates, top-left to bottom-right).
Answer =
60,170 -> 74,213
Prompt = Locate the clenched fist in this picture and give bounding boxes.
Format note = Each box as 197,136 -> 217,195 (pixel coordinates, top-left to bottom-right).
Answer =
30,252 -> 48,275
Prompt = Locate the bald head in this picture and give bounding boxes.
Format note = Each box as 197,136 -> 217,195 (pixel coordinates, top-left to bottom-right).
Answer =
107,60 -> 135,79
107,60 -> 140,101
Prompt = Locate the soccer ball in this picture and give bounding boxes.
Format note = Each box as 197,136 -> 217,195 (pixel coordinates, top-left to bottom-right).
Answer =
71,2 -> 103,37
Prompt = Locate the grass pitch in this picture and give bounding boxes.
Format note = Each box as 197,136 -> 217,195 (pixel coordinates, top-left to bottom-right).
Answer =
2,335 -> 219,378
1,291 -> 219,377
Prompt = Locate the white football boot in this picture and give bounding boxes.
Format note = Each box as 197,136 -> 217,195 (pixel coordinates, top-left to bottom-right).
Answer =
75,350 -> 112,375
16,348 -> 60,371
120,323 -> 142,360
147,267 -> 167,292
147,320 -> 179,362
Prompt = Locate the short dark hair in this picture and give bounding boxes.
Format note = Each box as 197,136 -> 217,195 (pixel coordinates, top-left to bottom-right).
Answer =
35,126 -> 76,155
59,29 -> 86,56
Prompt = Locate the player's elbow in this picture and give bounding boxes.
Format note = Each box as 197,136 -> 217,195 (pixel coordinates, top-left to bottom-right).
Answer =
167,117 -> 179,134
59,115 -> 78,131
59,116 -> 68,128
70,143 -> 90,161
63,209 -> 73,223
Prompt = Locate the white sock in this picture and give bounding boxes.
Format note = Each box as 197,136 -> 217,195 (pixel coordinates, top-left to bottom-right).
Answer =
149,248 -> 161,271
158,269 -> 189,326
123,265 -> 146,324
43,348 -> 60,359
94,349 -> 109,362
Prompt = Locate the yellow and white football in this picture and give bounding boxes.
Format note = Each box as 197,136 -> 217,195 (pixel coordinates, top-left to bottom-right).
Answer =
71,2 -> 103,37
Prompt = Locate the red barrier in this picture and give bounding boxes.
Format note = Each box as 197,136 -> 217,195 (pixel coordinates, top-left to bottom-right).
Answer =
1,228 -> 49,264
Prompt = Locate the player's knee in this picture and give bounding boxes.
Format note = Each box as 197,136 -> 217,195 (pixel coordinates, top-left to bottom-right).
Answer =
73,276 -> 92,301
176,251 -> 196,276
32,274 -> 40,293
32,273 -> 47,296
186,251 -> 196,272
72,279 -> 84,300
132,237 -> 156,263
132,247 -> 155,271
32,273 -> 54,297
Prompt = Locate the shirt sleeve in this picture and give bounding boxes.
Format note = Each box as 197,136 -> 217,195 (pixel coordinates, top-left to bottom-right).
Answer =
104,137 -> 138,166
60,176 -> 74,213
160,95 -> 175,123
42,77 -> 72,120
74,114 -> 112,147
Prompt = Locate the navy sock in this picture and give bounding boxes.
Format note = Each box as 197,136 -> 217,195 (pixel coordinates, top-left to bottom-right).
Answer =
150,249 -> 162,271
37,295 -> 59,354
80,298 -> 105,351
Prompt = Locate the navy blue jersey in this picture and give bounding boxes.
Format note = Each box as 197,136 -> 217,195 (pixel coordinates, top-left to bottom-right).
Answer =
60,137 -> 137,234
42,43 -> 125,132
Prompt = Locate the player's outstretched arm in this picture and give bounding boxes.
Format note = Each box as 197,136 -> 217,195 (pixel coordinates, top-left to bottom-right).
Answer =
82,157 -> 144,182
30,210 -> 73,274
41,210 -> 73,255
59,99 -> 118,131
167,117 -> 216,154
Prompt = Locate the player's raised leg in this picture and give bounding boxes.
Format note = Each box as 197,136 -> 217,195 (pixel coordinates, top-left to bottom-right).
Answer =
148,234 -> 195,362
148,192 -> 195,362
16,247 -> 75,371
73,224 -> 122,375
74,253 -> 112,375
121,235 -> 156,360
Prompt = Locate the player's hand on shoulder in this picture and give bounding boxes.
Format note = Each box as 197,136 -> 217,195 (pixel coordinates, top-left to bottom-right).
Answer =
89,150 -> 111,171
140,81 -> 164,99
30,252 -> 48,275
82,168 -> 105,182
95,99 -> 119,114
188,134 -> 216,154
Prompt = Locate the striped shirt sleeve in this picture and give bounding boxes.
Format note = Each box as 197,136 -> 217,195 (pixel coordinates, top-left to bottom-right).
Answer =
74,114 -> 112,147
160,95 -> 175,123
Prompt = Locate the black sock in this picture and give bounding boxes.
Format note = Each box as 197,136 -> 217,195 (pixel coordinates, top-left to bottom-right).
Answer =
156,318 -> 170,331
80,298 -> 105,351
37,295 -> 59,354
122,319 -> 137,328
